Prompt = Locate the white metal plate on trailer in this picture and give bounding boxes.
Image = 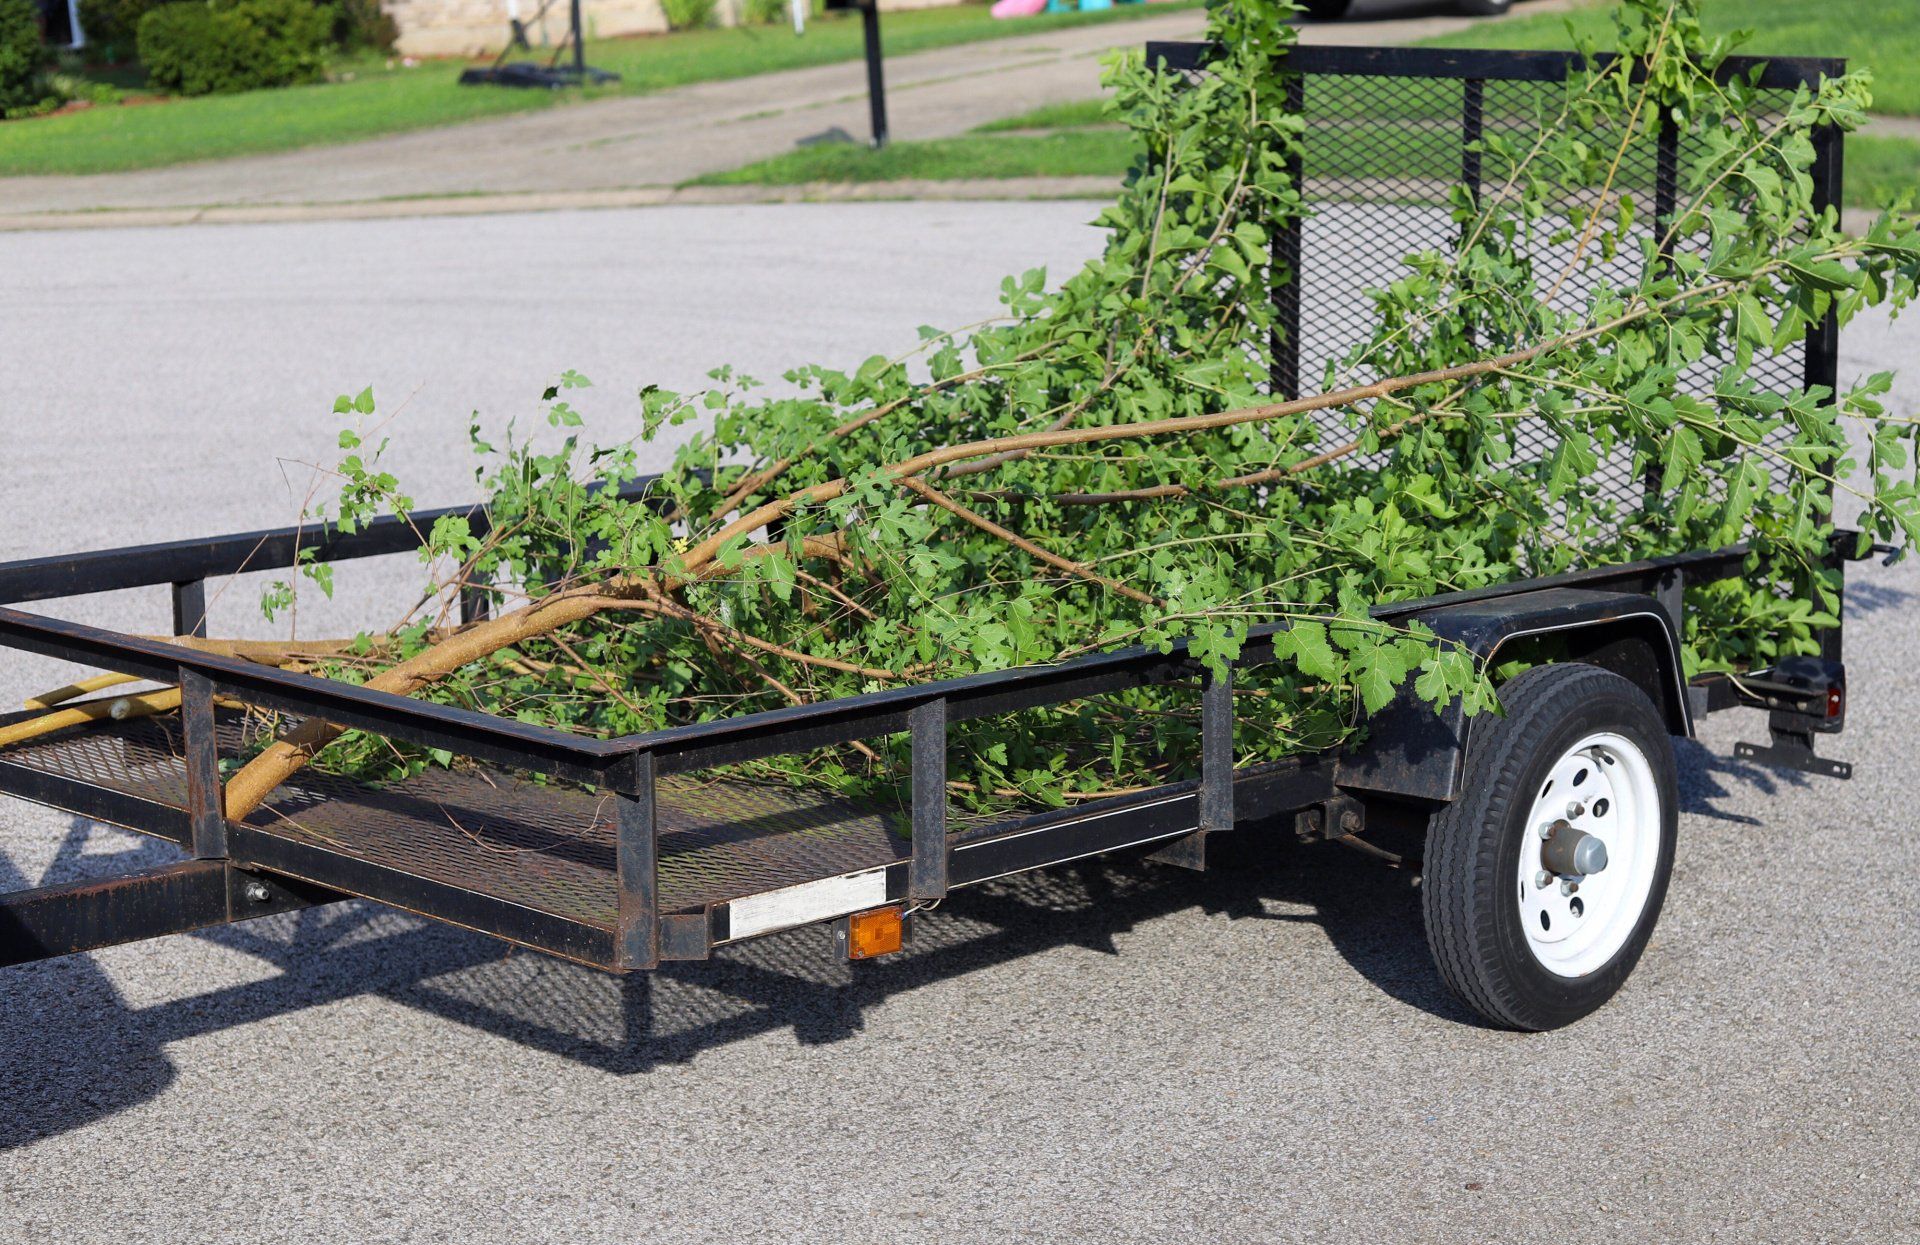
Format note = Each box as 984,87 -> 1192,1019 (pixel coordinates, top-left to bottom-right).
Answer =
725,868 -> 890,940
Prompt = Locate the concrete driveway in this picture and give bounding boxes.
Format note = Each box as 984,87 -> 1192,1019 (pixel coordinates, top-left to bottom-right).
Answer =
1,200 -> 1916,1243
0,0 -> 1585,221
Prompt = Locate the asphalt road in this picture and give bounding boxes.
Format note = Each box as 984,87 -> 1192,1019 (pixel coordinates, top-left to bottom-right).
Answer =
1,202 -> 1917,1244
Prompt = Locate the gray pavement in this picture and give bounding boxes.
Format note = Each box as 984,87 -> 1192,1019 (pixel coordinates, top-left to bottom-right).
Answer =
1,201 -> 1918,1243
0,0 -> 1585,221
1864,114 -> 1920,142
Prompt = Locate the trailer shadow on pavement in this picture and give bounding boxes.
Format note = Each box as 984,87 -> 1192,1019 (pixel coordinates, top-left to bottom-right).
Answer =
0,727 -> 1793,1149
0,818 -> 1457,1149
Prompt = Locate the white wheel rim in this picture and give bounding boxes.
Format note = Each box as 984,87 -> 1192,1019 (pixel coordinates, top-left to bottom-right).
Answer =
1516,731 -> 1662,978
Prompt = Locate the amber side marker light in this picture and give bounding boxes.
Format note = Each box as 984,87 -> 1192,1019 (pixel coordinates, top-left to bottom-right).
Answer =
845,905 -> 904,960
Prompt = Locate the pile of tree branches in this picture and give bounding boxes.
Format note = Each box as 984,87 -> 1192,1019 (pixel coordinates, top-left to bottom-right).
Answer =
193,0 -> 1917,820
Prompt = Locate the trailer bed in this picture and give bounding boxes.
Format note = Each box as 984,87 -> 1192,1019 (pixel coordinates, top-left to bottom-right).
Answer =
0,708 -> 904,961
0,704 -> 1323,968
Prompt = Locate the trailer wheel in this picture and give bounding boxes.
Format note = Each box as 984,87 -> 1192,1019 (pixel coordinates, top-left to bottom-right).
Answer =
1422,663 -> 1677,1030
1456,0 -> 1514,16
1301,0 -> 1353,18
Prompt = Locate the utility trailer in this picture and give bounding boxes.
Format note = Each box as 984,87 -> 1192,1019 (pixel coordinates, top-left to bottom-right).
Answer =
0,44 -> 1870,1030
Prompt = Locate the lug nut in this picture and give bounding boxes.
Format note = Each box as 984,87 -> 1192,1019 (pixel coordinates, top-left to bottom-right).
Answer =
1535,870 -> 1553,888
1559,879 -> 1579,897
1566,801 -> 1585,820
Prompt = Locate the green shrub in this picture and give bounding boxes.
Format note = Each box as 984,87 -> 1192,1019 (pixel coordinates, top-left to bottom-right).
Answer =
77,0 -> 166,59
661,0 -> 715,30
93,0 -> 390,64
137,0 -> 329,96
0,0 -> 45,113
327,0 -> 395,53
742,0 -> 788,25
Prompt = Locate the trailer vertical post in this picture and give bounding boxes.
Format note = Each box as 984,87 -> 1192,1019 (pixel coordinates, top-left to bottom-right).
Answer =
1635,115 -> 1684,507
459,514 -> 493,625
1807,119 -> 1845,663
1654,568 -> 1683,639
1654,116 -> 1679,247
908,698 -> 947,902
1820,538 -> 1847,664
615,753 -> 661,970
171,579 -> 207,638
1461,77 -> 1484,203
179,667 -> 225,859
1271,73 -> 1305,402
1150,665 -> 1235,871
1804,121 -> 1844,401
1199,667 -> 1234,834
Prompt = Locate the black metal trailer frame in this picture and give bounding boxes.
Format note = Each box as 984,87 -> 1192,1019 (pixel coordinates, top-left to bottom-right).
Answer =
0,526 -> 1855,972
0,43 -> 1864,997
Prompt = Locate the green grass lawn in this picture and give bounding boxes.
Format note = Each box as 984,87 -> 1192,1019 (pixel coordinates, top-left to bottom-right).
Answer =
1421,0 -> 1920,214
700,101 -> 1914,212
0,1 -> 1197,178
694,126 -> 1136,185
699,2 -> 1918,211
971,97 -> 1114,132
1419,0 -> 1920,116
1848,135 -> 1920,211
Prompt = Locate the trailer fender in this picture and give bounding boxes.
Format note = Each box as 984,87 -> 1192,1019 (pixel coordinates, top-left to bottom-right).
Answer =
1334,588 -> 1689,804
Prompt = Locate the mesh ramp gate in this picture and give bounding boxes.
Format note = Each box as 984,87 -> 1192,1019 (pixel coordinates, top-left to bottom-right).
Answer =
1150,41 -> 1843,529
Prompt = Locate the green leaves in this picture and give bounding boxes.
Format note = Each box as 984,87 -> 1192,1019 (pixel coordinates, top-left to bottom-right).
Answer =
1732,291 -> 1773,350
1783,254 -> 1857,294
332,385 -> 375,417
1277,619 -> 1340,682
1658,424 -> 1705,495
265,0 -> 1918,818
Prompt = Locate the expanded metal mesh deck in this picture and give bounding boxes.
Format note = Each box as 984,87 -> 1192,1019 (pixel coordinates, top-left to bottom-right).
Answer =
0,713 -> 911,933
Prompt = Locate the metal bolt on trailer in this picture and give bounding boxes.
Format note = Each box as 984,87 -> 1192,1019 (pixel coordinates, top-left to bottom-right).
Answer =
0,44 -> 1870,1030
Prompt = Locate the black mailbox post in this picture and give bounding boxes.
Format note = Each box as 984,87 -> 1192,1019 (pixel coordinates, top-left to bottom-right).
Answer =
825,0 -> 889,148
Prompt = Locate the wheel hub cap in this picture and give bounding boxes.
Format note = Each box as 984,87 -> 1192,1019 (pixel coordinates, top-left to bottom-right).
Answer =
1540,820 -> 1609,876
1516,732 -> 1662,978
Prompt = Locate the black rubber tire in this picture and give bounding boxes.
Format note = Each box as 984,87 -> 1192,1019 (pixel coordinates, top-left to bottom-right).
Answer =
1302,0 -> 1353,19
1457,0 -> 1514,16
1421,663 -> 1678,1031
